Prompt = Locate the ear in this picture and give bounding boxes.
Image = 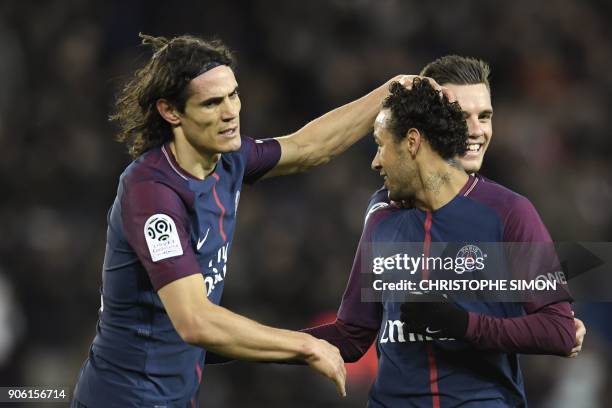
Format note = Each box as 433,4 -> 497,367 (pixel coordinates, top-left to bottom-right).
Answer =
404,128 -> 422,157
156,99 -> 181,126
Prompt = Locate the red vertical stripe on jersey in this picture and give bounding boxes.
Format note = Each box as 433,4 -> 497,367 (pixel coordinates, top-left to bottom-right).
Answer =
422,211 -> 440,408
422,211 -> 433,280
211,173 -> 227,242
192,361 -> 203,408
196,362 -> 202,384
426,344 -> 441,408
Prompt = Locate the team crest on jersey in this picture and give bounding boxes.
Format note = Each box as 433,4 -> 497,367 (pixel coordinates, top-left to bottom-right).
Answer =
455,244 -> 484,274
144,214 -> 183,262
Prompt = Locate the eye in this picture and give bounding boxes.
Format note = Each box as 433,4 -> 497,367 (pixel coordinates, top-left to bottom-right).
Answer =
228,87 -> 240,100
479,112 -> 493,122
201,98 -> 222,108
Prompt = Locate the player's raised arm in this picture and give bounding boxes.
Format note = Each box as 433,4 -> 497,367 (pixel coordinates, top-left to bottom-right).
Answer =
158,273 -> 347,397
264,75 -> 449,178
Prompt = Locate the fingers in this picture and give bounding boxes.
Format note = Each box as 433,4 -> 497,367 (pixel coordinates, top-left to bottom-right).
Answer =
396,75 -> 456,102
306,339 -> 347,397
566,317 -> 586,357
396,75 -> 416,88
574,318 -> 586,334
440,86 -> 457,103
574,318 -> 586,343
328,344 -> 346,397
333,364 -> 347,397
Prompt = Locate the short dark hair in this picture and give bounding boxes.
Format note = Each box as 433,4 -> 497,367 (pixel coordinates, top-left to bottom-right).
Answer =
382,79 -> 467,159
111,33 -> 236,159
420,55 -> 490,90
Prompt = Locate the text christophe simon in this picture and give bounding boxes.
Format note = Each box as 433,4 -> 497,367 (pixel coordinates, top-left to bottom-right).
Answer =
370,253 -> 560,292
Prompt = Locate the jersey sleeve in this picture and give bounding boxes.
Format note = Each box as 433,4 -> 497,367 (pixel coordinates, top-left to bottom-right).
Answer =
464,195 -> 575,355
303,190 -> 388,361
336,232 -> 383,331
503,195 -> 553,243
504,196 -> 573,311
121,181 -> 201,291
465,301 -> 575,355
240,136 -> 281,184
337,191 -> 389,330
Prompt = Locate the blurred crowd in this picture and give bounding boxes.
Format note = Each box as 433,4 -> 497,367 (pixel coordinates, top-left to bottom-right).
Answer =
0,0 -> 611,406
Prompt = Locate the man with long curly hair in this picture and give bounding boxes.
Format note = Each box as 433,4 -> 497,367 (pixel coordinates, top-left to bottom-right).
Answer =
71,33 -> 426,407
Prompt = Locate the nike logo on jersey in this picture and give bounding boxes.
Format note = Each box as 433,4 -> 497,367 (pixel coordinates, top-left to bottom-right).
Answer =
425,327 -> 442,335
197,228 -> 210,250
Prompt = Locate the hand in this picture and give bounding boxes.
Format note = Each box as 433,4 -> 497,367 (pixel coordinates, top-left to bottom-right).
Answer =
400,291 -> 469,339
395,75 -> 456,103
303,338 -> 347,397
567,312 -> 586,358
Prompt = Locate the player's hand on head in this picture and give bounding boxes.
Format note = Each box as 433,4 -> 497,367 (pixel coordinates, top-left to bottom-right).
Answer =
568,313 -> 586,358
303,338 -> 347,397
394,75 -> 456,103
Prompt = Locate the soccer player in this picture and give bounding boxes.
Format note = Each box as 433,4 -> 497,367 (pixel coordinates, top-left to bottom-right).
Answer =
417,56 -> 584,356
305,78 -> 577,407
71,33 -> 417,407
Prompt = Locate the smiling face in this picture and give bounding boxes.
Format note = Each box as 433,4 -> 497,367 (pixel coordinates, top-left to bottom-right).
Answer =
177,65 -> 242,155
443,83 -> 493,173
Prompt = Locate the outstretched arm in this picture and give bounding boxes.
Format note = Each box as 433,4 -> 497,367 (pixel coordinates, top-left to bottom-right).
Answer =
159,273 -> 346,396
264,75 -> 447,178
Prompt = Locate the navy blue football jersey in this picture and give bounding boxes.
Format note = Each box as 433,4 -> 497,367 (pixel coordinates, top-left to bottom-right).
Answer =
73,136 -> 280,407
339,175 -> 563,408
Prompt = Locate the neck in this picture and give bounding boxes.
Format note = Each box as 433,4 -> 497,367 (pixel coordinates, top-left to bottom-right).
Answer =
170,138 -> 220,180
413,158 -> 468,211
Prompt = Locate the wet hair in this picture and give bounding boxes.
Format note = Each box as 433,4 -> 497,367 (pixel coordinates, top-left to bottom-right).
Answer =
111,33 -> 236,159
382,79 -> 467,159
420,55 -> 490,90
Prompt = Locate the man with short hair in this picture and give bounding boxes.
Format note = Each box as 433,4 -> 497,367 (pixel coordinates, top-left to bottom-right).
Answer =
72,33 -> 420,407
420,55 -> 493,175
305,76 -> 577,407
419,56 -> 585,356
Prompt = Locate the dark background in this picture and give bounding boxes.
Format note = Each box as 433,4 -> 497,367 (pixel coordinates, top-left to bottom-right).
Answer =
0,0 -> 611,406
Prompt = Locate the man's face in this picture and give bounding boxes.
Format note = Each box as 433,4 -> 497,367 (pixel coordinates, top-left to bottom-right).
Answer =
371,109 -> 415,201
178,65 -> 242,154
444,83 -> 493,173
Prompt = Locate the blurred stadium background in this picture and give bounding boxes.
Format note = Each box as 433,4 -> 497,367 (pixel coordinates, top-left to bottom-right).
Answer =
0,0 -> 611,406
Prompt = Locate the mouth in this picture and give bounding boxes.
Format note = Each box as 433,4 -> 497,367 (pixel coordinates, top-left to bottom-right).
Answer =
218,126 -> 238,139
464,142 -> 483,157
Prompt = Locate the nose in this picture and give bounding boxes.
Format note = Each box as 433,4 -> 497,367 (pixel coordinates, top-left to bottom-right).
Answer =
221,96 -> 240,121
466,116 -> 484,139
371,151 -> 382,172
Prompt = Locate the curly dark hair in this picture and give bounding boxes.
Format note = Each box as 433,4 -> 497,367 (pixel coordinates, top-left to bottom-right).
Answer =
382,79 -> 467,159
111,33 -> 236,159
